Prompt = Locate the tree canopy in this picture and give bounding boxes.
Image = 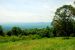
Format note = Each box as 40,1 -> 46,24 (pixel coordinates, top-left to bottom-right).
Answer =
52,5 -> 75,36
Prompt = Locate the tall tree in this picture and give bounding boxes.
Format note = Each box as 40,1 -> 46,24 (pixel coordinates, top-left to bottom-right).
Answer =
52,5 -> 75,36
0,25 -> 4,36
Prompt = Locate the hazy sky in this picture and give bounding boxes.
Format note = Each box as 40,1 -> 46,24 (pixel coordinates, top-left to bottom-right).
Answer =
0,0 -> 74,23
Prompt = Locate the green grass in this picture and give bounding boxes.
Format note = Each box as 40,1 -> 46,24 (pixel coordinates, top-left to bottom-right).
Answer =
0,37 -> 75,50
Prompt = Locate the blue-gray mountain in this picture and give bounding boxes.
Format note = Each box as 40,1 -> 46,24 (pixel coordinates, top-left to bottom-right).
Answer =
0,22 -> 51,31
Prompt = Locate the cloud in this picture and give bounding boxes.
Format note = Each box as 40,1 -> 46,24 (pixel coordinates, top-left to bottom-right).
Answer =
0,0 -> 74,23
0,5 -> 53,23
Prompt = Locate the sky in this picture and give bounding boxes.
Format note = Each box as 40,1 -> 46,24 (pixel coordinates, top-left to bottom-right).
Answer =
0,0 -> 74,23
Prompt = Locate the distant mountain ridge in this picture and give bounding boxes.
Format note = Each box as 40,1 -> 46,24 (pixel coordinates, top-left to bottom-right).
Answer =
0,22 -> 51,31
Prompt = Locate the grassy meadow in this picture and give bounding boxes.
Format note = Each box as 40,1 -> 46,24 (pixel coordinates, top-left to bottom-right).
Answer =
0,37 -> 75,50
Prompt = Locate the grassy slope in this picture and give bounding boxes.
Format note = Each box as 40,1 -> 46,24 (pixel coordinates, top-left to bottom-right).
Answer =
0,37 -> 75,50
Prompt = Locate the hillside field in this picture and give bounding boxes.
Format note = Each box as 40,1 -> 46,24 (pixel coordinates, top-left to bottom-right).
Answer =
0,37 -> 75,50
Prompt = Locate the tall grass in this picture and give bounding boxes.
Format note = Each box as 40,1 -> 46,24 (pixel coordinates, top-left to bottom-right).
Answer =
0,35 -> 41,43
0,37 -> 75,50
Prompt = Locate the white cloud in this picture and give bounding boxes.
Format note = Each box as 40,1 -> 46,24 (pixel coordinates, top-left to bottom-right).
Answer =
0,0 -> 74,23
0,5 -> 52,23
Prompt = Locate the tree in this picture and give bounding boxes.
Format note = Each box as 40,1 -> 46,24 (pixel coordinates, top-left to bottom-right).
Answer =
7,31 -> 13,36
11,27 -> 22,36
52,5 -> 75,37
0,25 -> 4,36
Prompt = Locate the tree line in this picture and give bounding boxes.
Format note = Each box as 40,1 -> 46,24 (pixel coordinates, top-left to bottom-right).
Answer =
0,26 -> 53,38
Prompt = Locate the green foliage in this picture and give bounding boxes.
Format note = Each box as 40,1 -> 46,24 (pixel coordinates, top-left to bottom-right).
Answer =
0,36 -> 21,42
9,36 -> 21,42
30,34 -> 41,39
52,5 -> 75,37
7,31 -> 12,36
21,30 -> 28,35
0,25 -> 53,42
11,27 -> 22,36
17,27 -> 53,38
21,35 -> 41,40
0,25 -> 5,36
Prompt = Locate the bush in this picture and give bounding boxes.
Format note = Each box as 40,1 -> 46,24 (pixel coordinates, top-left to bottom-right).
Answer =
9,36 -> 21,42
21,35 -> 31,40
0,36 -> 21,42
30,34 -> 41,39
21,34 -> 41,40
7,31 -> 13,36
